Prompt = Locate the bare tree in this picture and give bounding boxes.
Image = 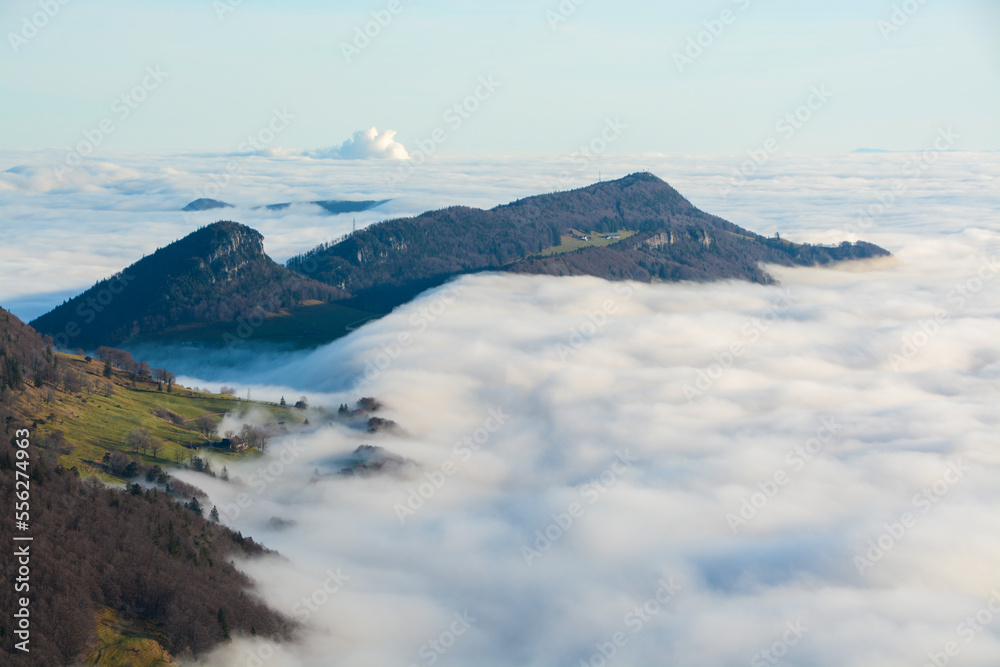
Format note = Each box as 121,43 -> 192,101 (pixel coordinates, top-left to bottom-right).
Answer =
126,428 -> 151,454
62,368 -> 82,394
150,439 -> 162,460
238,424 -> 271,452
195,415 -> 217,439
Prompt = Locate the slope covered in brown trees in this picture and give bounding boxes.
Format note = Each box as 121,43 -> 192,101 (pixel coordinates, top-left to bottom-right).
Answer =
0,446 -> 294,665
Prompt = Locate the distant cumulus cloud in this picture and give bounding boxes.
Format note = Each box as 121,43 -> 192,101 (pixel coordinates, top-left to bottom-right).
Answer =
308,127 -> 410,160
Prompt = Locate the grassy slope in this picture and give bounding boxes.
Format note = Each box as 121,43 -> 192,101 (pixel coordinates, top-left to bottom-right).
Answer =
130,301 -> 381,349
84,610 -> 177,667
532,229 -> 638,258
26,355 -> 301,477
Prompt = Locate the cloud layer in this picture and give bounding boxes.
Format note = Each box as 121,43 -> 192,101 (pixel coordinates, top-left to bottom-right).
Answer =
169,217 -> 999,666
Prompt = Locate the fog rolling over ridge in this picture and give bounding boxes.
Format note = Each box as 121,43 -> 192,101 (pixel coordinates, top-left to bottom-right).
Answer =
171,214 -> 999,665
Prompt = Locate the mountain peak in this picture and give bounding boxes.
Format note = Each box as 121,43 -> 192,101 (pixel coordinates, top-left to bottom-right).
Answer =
189,221 -> 265,269
198,219 -> 259,237
287,171 -> 889,312
619,171 -> 662,182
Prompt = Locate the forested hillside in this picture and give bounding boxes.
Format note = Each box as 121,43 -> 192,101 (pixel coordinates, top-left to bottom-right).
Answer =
0,446 -> 294,665
30,222 -> 344,349
288,172 -> 890,311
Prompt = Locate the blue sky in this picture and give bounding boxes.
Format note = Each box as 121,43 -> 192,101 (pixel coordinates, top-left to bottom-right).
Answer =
1,0 -> 998,154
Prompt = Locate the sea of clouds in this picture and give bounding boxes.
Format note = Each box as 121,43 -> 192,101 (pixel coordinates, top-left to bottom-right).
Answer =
2,150 -> 998,666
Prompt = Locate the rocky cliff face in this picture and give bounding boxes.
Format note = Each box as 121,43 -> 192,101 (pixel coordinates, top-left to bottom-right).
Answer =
195,223 -> 266,282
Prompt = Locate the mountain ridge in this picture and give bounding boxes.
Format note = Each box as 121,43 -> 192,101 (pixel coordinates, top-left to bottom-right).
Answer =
287,171 -> 889,311
30,172 -> 890,350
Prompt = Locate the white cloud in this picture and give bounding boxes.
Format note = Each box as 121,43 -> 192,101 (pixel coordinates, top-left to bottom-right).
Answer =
307,127 -> 410,160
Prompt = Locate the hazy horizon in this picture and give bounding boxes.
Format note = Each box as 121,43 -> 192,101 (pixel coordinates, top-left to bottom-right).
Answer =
2,1 -> 998,154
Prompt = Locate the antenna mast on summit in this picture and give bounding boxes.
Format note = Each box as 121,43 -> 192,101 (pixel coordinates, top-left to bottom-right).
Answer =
353,218 -> 356,234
